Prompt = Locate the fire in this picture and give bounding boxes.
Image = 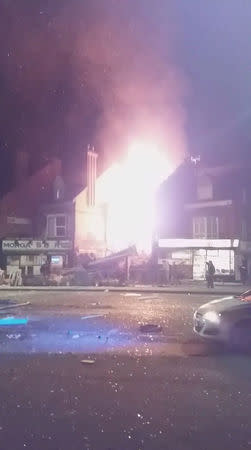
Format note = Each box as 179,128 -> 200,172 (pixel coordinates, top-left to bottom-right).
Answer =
96,141 -> 173,253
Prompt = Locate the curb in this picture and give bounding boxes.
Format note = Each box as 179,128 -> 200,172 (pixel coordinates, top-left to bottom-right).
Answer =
0,286 -> 244,296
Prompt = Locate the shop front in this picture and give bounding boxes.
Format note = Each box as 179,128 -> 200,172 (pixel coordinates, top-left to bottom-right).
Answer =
157,238 -> 240,281
2,239 -> 72,276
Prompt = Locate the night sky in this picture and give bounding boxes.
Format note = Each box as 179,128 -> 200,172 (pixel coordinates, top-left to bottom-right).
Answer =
0,0 -> 251,194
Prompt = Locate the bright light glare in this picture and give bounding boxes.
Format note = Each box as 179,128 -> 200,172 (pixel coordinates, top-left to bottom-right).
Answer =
96,141 -> 173,252
203,311 -> 220,324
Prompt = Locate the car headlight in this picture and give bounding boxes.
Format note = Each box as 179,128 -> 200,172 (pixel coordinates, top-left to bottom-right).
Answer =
203,311 -> 220,324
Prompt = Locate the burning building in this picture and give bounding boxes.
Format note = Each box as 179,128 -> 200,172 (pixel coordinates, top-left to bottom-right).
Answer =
74,142 -> 173,258
74,147 -> 107,258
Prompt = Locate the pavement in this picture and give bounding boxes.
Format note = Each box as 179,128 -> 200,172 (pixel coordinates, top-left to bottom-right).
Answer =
0,281 -> 249,296
0,291 -> 251,449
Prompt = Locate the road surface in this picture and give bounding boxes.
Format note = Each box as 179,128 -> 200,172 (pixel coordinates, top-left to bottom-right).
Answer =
0,291 -> 251,450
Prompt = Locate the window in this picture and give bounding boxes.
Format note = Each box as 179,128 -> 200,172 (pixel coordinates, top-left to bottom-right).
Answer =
197,175 -> 213,200
46,215 -> 67,238
193,216 -> 219,238
193,217 -> 207,238
56,216 -> 66,237
207,216 -> 219,238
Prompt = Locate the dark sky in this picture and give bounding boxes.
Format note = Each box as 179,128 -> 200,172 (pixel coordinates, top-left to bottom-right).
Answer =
0,0 -> 251,193
177,0 -> 251,162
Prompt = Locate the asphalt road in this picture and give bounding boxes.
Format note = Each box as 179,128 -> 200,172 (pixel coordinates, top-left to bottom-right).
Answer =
0,292 -> 251,450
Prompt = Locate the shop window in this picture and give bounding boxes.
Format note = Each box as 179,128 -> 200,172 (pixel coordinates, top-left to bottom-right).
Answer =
21,255 -> 39,265
27,266 -> 33,276
7,255 -> 19,266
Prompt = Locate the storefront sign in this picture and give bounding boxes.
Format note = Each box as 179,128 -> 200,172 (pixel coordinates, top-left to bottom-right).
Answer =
158,239 -> 239,249
2,239 -> 72,252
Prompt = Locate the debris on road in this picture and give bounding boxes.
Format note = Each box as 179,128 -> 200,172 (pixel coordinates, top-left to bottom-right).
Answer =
71,334 -> 80,339
0,301 -> 30,311
122,293 -> 142,297
139,324 -> 163,333
6,333 -> 21,340
67,330 -> 82,339
139,295 -> 159,300
80,359 -> 95,365
0,317 -> 28,326
81,314 -> 105,320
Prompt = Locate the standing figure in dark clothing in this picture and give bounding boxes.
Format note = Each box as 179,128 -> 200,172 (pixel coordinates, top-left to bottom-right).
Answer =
206,260 -> 215,288
239,260 -> 248,285
40,259 -> 50,285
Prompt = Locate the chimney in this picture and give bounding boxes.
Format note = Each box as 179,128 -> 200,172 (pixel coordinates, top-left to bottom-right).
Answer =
15,151 -> 29,186
87,146 -> 98,207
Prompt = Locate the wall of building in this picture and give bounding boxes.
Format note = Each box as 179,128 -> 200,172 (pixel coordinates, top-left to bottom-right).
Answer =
74,189 -> 107,257
0,159 -> 61,238
155,163 -> 251,281
156,163 -> 251,242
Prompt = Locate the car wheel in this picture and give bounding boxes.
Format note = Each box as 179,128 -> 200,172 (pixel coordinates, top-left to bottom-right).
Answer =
229,320 -> 251,351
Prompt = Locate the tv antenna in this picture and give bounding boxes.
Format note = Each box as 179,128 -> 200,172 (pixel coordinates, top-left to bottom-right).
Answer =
190,155 -> 201,165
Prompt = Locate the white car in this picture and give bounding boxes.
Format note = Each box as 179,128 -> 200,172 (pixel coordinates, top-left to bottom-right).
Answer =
193,289 -> 251,348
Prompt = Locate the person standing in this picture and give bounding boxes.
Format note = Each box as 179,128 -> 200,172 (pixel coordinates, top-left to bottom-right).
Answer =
206,260 -> 215,288
239,260 -> 248,285
170,262 -> 176,285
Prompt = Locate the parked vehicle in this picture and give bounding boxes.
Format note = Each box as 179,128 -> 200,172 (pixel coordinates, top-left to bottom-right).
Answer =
193,289 -> 251,347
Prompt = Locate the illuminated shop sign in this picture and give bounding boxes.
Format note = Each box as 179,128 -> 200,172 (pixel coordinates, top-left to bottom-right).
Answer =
158,239 -> 239,249
2,239 -> 72,252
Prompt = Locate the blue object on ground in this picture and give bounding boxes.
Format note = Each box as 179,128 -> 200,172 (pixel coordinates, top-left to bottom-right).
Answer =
0,317 -> 28,326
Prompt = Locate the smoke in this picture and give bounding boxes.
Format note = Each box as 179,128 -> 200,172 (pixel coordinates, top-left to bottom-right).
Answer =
0,0 -> 187,175
68,0 -> 188,167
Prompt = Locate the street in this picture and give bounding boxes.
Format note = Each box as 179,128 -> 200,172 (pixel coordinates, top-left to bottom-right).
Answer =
0,291 -> 251,449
